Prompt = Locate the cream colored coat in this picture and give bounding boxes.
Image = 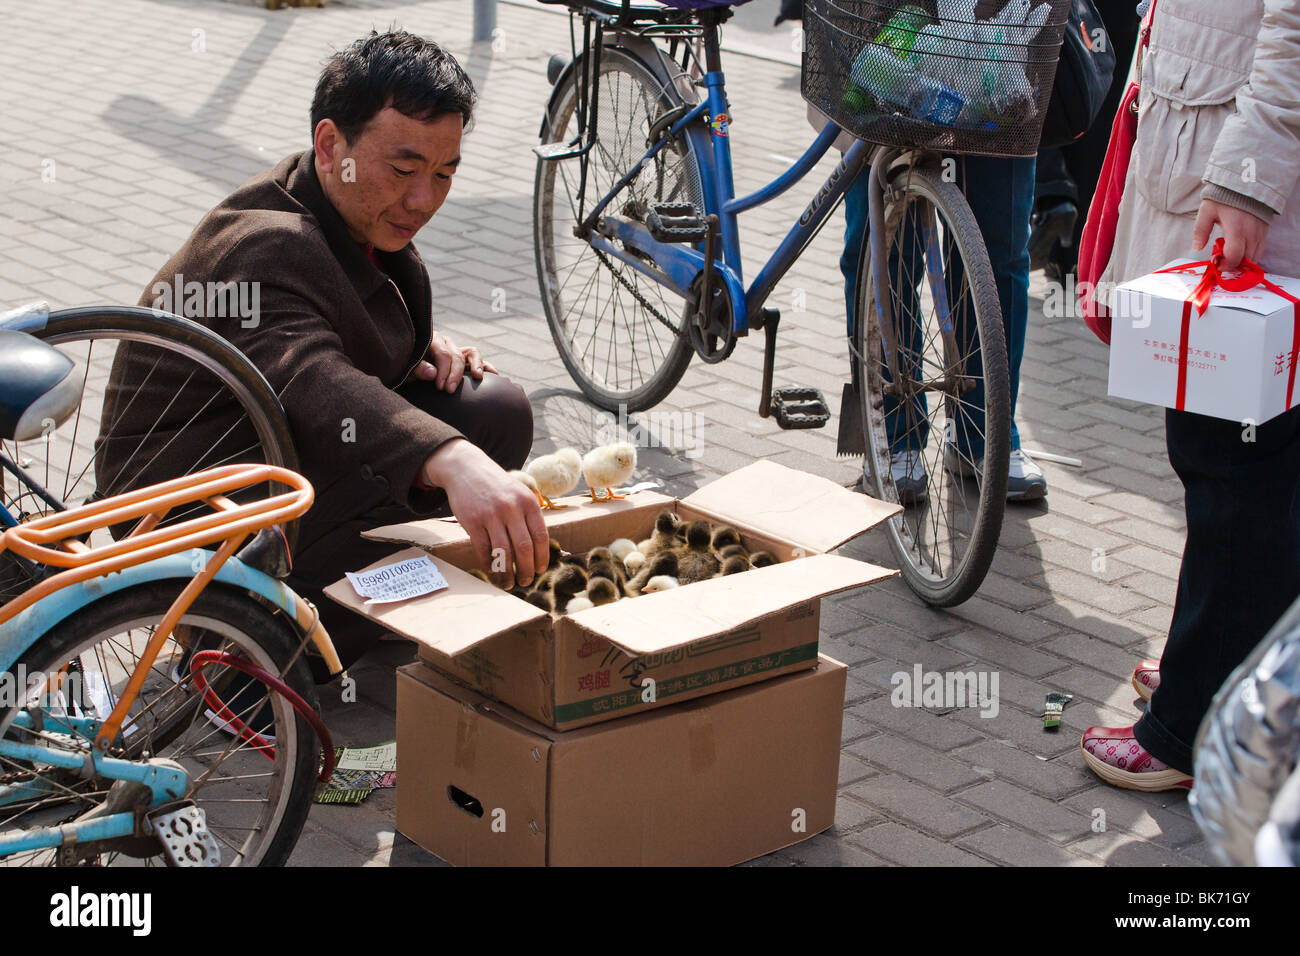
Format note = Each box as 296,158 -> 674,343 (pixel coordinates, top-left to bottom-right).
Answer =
1102,0 -> 1300,288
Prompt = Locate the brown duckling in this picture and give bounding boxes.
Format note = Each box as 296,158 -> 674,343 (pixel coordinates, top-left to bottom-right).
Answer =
711,525 -> 743,555
672,519 -> 721,585
551,564 -> 589,612
586,546 -> 626,589
720,553 -> 751,575
586,576 -> 621,606
750,550 -> 777,568
637,510 -> 683,557
627,549 -> 679,594
523,589 -> 553,613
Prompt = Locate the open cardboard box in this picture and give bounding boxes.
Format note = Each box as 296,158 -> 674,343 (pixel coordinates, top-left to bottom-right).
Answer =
396,654 -> 848,866
326,461 -> 897,729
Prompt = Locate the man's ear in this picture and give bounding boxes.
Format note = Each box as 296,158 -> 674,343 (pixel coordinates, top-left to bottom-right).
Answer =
313,118 -> 347,175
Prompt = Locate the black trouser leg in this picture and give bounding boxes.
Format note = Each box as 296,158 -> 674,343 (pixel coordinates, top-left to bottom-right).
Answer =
287,374 -> 533,680
1134,406 -> 1300,771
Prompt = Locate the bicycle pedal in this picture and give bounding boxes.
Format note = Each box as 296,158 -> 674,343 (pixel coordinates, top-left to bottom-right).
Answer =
148,803 -> 222,867
646,202 -> 708,243
533,141 -> 585,162
770,386 -> 830,430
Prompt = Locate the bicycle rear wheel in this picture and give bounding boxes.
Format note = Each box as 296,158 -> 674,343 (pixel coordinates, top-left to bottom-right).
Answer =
853,164 -> 1009,607
0,307 -> 300,602
0,583 -> 318,867
534,47 -> 701,412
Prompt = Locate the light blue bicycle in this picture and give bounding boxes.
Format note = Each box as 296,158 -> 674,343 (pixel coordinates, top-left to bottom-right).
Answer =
0,311 -> 339,866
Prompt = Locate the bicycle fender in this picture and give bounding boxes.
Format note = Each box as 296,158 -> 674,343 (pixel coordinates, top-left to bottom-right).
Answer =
0,553 -> 296,674
538,36 -> 696,139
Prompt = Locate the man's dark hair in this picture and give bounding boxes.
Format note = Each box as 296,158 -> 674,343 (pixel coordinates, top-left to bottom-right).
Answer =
311,30 -> 476,143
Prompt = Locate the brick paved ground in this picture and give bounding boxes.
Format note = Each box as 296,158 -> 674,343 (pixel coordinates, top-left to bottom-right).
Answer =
0,0 -> 1206,866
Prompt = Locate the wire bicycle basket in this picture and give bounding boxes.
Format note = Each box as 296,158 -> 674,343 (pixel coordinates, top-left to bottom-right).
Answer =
802,0 -> 1071,157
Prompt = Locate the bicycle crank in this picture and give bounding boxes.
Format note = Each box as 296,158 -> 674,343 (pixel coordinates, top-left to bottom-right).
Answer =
688,275 -> 735,364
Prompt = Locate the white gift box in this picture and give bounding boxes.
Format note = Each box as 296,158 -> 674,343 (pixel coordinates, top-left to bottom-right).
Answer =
1107,258 -> 1300,425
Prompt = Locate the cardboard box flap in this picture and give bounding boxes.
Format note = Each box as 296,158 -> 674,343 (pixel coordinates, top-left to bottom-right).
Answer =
362,489 -> 677,551
679,460 -> 900,553
324,547 -> 548,655
568,553 -> 893,655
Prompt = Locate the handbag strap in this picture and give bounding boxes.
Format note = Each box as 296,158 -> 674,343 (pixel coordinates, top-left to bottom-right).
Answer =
1133,0 -> 1157,110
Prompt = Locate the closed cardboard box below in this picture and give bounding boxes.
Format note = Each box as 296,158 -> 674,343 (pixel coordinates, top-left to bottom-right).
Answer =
396,655 -> 848,866
328,461 -> 896,729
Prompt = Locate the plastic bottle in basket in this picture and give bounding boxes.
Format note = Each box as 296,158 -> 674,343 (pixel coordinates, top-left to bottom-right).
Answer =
842,42 -> 965,126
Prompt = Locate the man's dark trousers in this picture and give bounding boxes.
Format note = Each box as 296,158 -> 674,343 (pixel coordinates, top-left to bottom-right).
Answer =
1135,405 -> 1300,771
288,372 -> 533,679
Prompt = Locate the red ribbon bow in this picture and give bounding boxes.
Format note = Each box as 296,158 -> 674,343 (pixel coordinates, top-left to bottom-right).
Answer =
1150,238 -> 1300,413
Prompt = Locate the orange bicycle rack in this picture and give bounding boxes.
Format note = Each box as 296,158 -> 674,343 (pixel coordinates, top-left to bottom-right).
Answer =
0,464 -> 341,754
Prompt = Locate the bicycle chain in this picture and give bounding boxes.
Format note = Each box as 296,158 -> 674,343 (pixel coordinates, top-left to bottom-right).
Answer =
593,246 -> 685,340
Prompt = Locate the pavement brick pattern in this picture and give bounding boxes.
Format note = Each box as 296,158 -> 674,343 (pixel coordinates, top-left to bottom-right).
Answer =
0,0 -> 1206,866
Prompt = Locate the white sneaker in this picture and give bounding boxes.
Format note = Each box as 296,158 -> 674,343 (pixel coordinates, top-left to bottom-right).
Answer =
889,449 -> 928,505
1006,448 -> 1047,501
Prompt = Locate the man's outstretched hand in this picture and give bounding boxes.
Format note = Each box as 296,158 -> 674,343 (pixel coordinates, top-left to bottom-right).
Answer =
415,331 -> 498,393
421,438 -> 548,588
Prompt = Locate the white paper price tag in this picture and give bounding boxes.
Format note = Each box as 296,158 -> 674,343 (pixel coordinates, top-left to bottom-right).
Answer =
345,555 -> 448,605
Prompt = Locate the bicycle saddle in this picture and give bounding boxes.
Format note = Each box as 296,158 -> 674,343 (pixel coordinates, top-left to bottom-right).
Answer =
0,329 -> 81,441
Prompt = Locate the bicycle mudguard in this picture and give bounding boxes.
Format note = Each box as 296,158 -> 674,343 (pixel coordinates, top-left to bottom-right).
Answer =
0,553 -> 337,676
538,33 -> 697,140
0,300 -> 51,332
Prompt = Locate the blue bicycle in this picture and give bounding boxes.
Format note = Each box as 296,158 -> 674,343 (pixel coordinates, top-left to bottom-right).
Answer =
531,0 -> 1064,604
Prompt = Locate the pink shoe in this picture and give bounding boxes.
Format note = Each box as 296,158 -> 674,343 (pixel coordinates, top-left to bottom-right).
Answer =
1131,660 -> 1160,702
1080,725 -> 1192,792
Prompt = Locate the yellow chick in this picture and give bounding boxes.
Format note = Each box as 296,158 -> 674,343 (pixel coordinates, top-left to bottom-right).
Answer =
564,595 -> 594,613
524,448 -> 582,509
509,469 -> 540,501
608,538 -> 638,562
641,575 -> 680,593
582,443 -> 637,501
623,550 -> 646,574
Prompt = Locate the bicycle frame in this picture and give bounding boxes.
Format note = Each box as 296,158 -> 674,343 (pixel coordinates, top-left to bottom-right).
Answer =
576,20 -> 875,336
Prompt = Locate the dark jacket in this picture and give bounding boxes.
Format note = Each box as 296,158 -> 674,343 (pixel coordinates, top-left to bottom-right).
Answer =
97,150 -> 460,515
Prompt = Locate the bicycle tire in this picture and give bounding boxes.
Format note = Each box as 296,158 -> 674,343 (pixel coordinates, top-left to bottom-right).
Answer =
853,165 -> 1009,607
0,582 -> 318,867
0,307 -> 300,597
534,47 -> 700,413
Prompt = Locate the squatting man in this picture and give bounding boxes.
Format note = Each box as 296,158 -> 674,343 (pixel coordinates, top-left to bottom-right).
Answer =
101,30 -> 546,673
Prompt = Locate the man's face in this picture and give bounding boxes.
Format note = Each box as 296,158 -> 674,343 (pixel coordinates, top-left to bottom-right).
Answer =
314,106 -> 462,252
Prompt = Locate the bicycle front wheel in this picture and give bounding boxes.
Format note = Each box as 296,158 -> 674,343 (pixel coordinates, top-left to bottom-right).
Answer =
0,583 -> 319,867
0,307 -> 300,602
534,47 -> 702,412
853,165 -> 1009,607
